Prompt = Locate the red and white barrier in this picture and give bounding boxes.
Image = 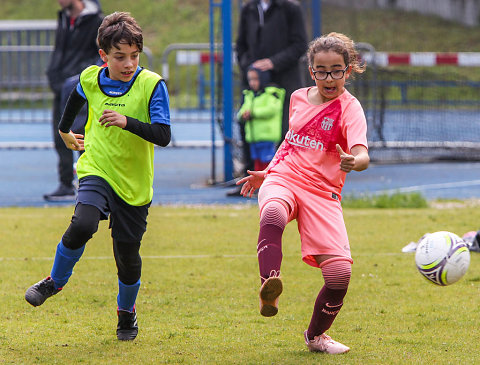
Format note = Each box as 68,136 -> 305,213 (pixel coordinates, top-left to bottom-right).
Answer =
175,49 -> 480,68
362,52 -> 480,67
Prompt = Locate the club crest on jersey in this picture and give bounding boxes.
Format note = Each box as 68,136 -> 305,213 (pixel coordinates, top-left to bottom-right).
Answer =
321,117 -> 334,131
285,129 -> 324,151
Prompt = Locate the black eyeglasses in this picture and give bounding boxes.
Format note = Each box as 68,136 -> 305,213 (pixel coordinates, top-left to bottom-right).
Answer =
311,65 -> 349,81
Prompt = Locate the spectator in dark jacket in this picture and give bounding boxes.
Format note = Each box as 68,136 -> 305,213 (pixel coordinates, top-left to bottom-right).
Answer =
59,57 -> 105,137
44,0 -> 103,201
229,0 -> 307,196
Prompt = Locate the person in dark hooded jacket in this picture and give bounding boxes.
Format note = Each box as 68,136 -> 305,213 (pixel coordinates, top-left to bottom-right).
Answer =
236,0 -> 308,139
228,0 -> 307,196
44,0 -> 103,202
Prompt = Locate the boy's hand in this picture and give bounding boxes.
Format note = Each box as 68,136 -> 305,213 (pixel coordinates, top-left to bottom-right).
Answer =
59,130 -> 84,151
99,109 -> 127,129
336,144 -> 355,173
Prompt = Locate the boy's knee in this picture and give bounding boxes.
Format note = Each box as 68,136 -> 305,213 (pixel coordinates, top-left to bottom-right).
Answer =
113,240 -> 142,284
63,204 -> 101,249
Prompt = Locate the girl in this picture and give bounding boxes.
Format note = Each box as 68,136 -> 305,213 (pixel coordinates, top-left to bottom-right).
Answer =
237,32 -> 369,355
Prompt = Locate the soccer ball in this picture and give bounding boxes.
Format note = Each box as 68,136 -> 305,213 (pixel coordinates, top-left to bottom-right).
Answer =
415,231 -> 470,286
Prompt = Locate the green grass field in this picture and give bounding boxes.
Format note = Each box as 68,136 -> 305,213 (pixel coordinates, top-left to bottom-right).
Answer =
1,204 -> 479,364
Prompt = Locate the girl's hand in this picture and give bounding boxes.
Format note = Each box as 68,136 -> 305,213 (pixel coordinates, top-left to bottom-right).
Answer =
236,170 -> 266,197
99,109 -> 127,128
336,144 -> 370,172
336,144 -> 355,173
59,130 -> 84,151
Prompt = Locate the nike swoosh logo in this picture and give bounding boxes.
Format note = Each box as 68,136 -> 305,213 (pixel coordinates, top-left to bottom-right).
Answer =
325,302 -> 342,308
257,239 -> 266,249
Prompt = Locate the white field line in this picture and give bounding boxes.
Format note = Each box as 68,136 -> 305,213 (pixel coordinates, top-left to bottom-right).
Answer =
376,179 -> 480,194
0,252 -> 407,261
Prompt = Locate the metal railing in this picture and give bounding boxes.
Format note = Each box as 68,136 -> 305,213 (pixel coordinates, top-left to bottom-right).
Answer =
0,20 -> 154,126
0,22 -> 219,153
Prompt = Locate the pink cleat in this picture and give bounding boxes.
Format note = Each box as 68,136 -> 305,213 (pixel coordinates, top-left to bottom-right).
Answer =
259,276 -> 283,317
304,331 -> 350,354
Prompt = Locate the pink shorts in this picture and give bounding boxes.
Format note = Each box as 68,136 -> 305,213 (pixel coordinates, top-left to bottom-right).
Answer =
258,174 -> 352,268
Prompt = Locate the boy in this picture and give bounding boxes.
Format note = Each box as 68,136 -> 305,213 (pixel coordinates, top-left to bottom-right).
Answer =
25,12 -> 171,341
237,66 -> 285,171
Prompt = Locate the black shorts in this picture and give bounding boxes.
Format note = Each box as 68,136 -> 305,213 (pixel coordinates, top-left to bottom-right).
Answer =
77,175 -> 151,242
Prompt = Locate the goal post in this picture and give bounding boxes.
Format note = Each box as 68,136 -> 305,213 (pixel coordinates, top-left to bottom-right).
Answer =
209,0 -> 234,183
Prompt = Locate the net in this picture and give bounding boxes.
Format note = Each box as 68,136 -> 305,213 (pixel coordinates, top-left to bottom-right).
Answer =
350,53 -> 480,163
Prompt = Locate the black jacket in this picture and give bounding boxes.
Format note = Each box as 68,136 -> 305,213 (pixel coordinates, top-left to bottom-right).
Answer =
47,1 -> 103,94
236,0 -> 308,93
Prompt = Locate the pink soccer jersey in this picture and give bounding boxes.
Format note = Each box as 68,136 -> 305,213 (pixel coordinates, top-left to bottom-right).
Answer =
266,87 -> 368,197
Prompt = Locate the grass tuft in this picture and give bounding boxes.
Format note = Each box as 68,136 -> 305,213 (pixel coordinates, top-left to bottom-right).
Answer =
342,192 -> 428,208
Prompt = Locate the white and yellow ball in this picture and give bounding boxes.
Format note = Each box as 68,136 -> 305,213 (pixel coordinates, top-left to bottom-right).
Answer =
415,231 -> 470,286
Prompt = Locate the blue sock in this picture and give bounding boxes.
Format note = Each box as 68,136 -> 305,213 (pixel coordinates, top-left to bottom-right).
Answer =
50,241 -> 85,289
117,279 -> 141,312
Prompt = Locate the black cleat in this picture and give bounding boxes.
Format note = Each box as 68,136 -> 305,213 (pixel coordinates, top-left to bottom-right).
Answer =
43,184 -> 76,202
117,307 -> 138,341
25,276 -> 62,306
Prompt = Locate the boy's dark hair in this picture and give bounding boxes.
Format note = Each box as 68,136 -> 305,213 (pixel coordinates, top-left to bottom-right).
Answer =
97,12 -> 143,54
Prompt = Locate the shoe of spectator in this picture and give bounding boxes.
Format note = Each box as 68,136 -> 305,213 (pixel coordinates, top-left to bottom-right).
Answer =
226,186 -> 243,197
43,184 -> 76,201
401,233 -> 430,253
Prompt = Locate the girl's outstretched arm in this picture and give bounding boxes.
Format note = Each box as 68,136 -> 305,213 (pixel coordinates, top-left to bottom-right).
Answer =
236,170 -> 267,198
